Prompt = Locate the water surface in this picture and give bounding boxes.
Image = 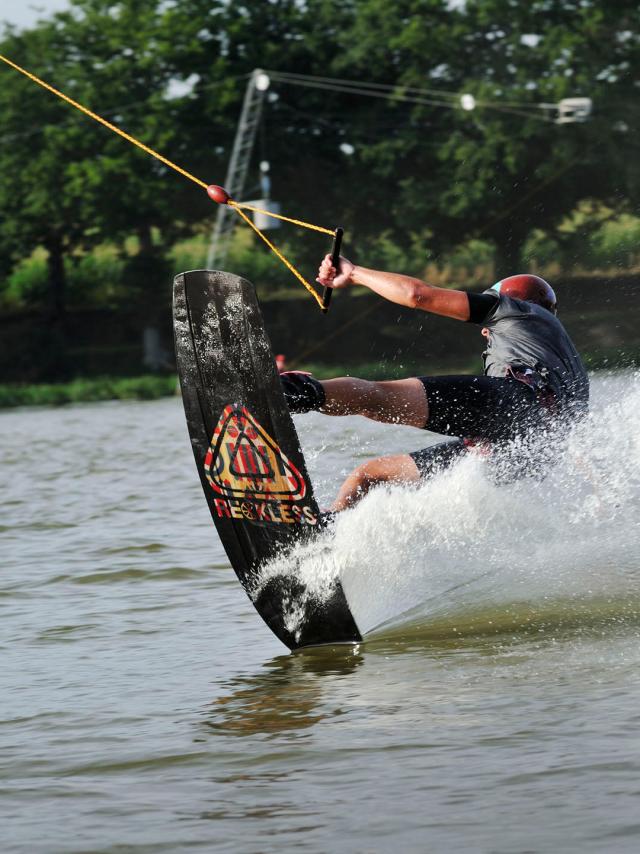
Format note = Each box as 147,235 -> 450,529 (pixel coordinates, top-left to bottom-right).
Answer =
2,373 -> 640,853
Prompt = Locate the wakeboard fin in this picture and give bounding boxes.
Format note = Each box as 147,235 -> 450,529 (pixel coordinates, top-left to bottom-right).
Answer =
173,270 -> 361,650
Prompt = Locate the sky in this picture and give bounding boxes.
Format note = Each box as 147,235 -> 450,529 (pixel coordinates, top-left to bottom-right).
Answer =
1,0 -> 71,33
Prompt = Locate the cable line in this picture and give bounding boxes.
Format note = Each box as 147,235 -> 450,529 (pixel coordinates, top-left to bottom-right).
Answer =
0,53 -> 208,189
0,53 -> 329,309
234,201 -> 332,235
267,70 -> 554,120
268,70 -> 548,108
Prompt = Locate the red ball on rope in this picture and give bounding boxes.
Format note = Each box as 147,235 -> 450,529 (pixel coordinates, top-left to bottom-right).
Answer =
206,184 -> 230,204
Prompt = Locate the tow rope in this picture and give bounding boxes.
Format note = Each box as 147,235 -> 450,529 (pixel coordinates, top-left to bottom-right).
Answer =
0,53 -> 340,311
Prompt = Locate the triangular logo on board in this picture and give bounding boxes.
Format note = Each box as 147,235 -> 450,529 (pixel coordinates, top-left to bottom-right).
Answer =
204,404 -> 307,502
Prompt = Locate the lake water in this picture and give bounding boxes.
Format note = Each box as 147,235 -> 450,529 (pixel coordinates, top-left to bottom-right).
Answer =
2,371 -> 640,853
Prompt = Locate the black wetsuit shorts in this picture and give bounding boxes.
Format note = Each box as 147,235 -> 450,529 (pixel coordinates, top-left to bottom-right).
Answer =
409,375 -> 546,479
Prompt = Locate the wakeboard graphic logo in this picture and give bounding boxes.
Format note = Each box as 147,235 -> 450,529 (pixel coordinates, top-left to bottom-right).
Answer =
204,404 -> 317,526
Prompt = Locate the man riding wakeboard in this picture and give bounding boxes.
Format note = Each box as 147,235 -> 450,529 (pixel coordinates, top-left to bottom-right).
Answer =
281,255 -> 589,512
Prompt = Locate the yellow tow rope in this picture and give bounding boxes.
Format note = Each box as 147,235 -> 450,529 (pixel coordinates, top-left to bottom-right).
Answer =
0,53 -> 333,309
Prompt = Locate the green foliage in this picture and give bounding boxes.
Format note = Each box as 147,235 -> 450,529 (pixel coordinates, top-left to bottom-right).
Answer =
425,239 -> 495,286
523,210 -> 640,274
2,250 -> 126,308
1,0 -> 640,346
0,374 -> 177,408
169,236 -> 208,277
301,356 -> 485,380
324,0 -> 640,271
522,230 -> 562,274
3,256 -> 49,307
0,0 -> 233,316
68,252 -> 128,307
589,216 -> 640,270
0,22 -> 100,314
226,229 -> 308,299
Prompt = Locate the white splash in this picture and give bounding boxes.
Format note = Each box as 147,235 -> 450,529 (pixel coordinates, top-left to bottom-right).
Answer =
257,371 -> 640,639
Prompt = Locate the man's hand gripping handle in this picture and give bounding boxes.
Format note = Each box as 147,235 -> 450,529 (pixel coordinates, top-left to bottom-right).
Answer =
321,227 -> 344,314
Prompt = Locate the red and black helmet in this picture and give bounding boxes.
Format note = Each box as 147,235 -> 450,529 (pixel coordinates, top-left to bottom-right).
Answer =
487,274 -> 557,313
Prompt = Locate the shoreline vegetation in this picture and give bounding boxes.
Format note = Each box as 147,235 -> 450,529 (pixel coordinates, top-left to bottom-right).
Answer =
2,1 -> 640,413
0,375 -> 178,409
1,351 -> 636,410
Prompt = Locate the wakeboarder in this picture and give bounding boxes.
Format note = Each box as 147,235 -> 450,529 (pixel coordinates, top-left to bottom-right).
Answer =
281,255 -> 589,511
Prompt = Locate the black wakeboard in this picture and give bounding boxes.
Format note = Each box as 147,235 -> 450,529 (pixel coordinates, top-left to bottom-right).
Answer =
173,270 -> 362,650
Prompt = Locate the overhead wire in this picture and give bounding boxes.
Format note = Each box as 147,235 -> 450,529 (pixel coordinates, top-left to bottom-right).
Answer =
268,73 -> 460,110
267,70 -> 466,99
267,70 -> 553,110
267,70 -> 554,121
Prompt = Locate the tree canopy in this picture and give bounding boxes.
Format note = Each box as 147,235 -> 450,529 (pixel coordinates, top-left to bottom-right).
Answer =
1,0 -> 639,314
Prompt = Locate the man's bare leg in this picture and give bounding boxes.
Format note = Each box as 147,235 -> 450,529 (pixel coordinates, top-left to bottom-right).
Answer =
321,377 -> 428,428
332,453 -> 421,512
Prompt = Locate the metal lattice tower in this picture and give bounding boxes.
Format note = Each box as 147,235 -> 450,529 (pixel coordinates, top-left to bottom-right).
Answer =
206,69 -> 270,269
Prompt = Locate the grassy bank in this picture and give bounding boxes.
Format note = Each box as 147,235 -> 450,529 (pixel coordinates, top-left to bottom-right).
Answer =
0,360 -> 489,410
1,347 -> 636,410
303,358 -> 485,379
0,361 -> 467,410
0,375 -> 178,409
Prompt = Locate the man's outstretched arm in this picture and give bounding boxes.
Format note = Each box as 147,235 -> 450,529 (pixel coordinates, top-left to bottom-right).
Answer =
317,254 -> 472,321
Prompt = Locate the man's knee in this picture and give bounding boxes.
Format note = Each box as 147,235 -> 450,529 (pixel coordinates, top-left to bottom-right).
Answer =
332,454 -> 421,511
353,454 -> 421,488
350,458 -> 381,491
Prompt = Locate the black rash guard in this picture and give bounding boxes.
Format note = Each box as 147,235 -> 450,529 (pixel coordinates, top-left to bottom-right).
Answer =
466,292 -> 589,413
410,292 -> 588,479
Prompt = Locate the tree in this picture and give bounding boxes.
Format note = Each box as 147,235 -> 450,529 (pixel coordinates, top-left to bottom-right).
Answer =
2,0 -> 639,335
44,0 -> 233,316
0,0 -> 240,320
435,0 -> 640,273
330,0 -> 640,274
0,21 -> 104,319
